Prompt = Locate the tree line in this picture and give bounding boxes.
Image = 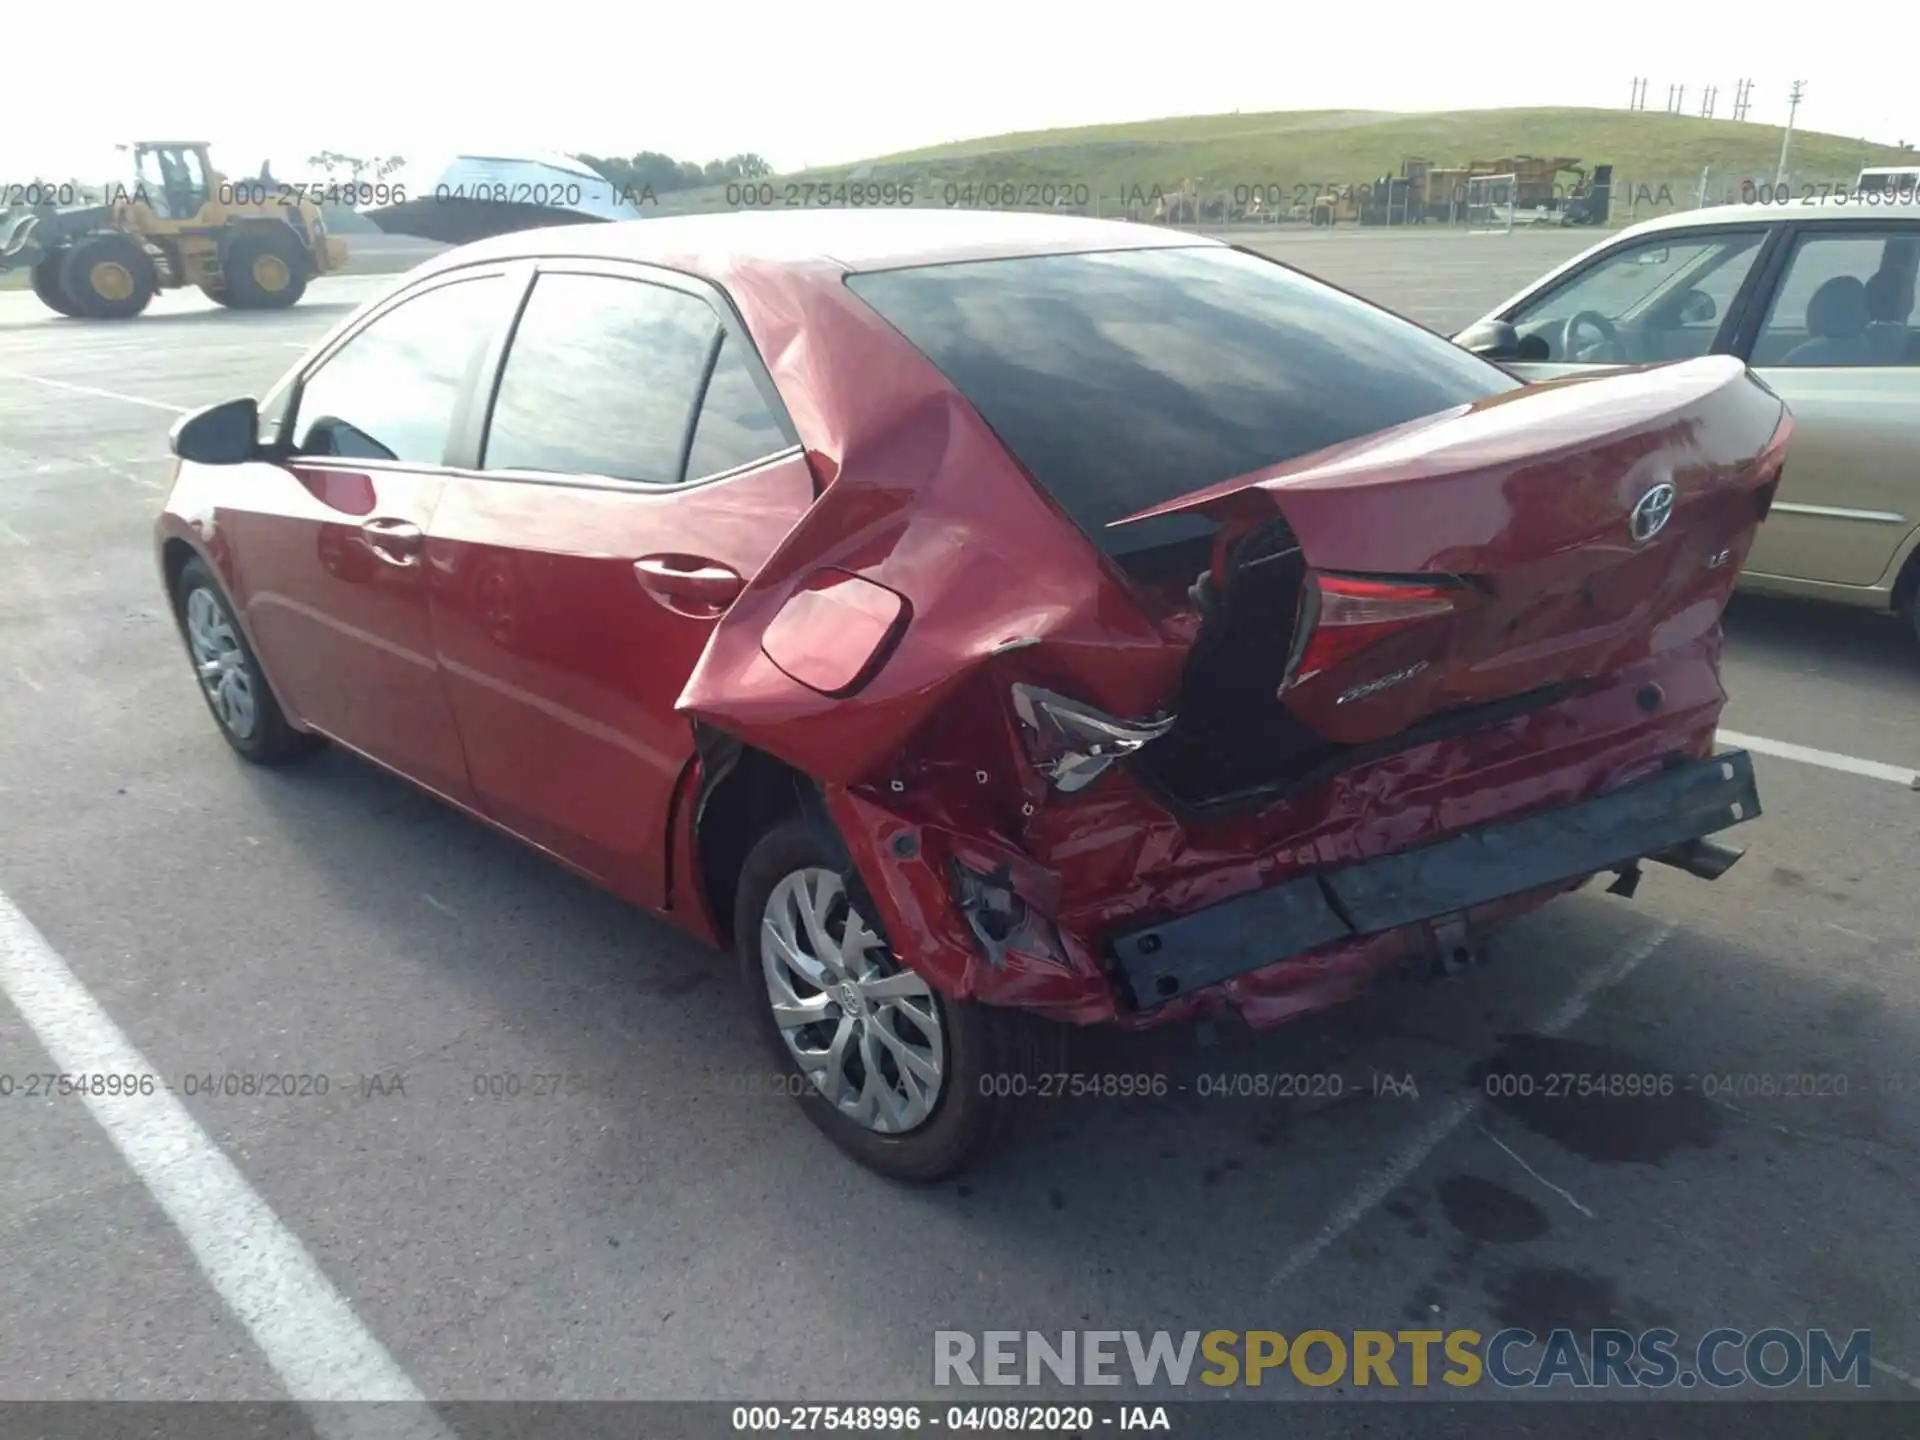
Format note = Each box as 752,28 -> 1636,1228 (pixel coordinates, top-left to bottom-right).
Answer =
303,150 -> 774,193
573,152 -> 773,192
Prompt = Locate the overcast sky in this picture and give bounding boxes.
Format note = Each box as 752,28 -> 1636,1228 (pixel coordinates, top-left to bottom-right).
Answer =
3,1 -> 1912,182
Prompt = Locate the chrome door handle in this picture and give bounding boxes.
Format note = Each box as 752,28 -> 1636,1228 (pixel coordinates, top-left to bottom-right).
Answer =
633,555 -> 744,608
361,517 -> 422,565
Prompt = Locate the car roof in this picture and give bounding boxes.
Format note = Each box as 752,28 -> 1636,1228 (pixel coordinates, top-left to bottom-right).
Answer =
410,207 -> 1218,284
1467,196 -> 1920,332
1609,196 -> 1920,240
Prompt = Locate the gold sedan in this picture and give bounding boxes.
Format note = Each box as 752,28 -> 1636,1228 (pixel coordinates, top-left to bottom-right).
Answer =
1456,197 -> 1920,642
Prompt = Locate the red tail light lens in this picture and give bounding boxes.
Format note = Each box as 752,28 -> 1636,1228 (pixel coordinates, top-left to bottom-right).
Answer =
1282,573 -> 1461,689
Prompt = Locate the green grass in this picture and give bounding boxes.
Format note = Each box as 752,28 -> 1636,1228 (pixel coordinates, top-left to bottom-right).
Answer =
766,106 -> 1914,198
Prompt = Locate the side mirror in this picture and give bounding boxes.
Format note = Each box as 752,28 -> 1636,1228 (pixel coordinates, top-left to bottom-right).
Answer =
1455,318 -> 1524,359
1677,289 -> 1717,325
169,397 -> 260,466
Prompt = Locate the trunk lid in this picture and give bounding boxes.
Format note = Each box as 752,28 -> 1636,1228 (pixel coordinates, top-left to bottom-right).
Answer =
1118,357 -> 1790,801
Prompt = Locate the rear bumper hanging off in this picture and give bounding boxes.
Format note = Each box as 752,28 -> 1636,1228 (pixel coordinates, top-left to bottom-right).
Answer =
1108,749 -> 1760,1010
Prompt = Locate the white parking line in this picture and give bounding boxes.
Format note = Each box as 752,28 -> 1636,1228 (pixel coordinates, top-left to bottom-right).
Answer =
1718,731 -> 1918,789
0,372 -> 189,414
91,452 -> 164,493
1268,924 -> 1673,1291
0,889 -> 455,1438
1876,1357 -> 1920,1393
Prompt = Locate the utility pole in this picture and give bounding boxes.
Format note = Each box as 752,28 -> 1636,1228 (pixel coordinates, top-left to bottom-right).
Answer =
1700,85 -> 1718,119
1776,80 -> 1806,186
1732,79 -> 1753,122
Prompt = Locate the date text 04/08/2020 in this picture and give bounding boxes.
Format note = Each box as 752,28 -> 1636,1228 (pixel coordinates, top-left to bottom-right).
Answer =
731,1405 -> 1170,1432
974,1071 -> 1408,1100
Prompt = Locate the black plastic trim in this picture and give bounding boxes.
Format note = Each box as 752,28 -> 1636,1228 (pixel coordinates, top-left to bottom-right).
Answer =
1109,749 -> 1760,1010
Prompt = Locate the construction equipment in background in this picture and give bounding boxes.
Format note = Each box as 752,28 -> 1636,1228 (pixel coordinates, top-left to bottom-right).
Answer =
1335,156 -> 1613,227
1305,183 -> 1364,226
1354,158 -> 1459,224
1465,156 -> 1612,225
0,141 -> 348,319
1563,164 -> 1613,224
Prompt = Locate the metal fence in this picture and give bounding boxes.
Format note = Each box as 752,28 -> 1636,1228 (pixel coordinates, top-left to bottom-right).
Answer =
649,168 -> 1866,230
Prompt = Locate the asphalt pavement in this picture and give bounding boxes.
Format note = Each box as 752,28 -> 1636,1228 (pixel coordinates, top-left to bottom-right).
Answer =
1,225 -> 1917,1436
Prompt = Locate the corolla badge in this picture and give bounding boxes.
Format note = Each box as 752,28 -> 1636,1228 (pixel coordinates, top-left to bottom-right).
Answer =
1336,660 -> 1429,706
1630,483 -> 1677,543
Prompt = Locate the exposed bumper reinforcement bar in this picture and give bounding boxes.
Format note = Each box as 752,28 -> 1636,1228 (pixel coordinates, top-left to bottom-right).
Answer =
1108,749 -> 1759,1010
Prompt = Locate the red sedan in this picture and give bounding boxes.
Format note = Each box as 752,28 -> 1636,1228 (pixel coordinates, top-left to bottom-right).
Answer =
157,210 -> 1788,1179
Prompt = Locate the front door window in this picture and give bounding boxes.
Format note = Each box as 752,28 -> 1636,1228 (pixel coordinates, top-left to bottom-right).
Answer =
1507,230 -> 1768,363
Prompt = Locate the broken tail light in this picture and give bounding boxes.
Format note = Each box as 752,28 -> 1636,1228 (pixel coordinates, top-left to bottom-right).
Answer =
1008,683 -> 1176,793
949,859 -> 1069,968
1280,573 -> 1465,691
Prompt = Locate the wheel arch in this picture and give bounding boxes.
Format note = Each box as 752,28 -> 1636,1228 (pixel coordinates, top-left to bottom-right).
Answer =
224,216 -> 310,257
159,532 -> 307,731
160,535 -> 200,628
688,728 -> 839,946
1888,523 -> 1920,622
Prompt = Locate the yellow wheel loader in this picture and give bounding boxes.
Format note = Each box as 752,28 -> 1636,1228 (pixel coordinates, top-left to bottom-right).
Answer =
0,142 -> 348,319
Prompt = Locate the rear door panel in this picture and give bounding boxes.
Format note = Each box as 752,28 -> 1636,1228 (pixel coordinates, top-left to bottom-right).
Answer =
1735,220 -> 1920,588
1741,367 -> 1920,586
429,459 -> 816,904
427,262 -> 814,907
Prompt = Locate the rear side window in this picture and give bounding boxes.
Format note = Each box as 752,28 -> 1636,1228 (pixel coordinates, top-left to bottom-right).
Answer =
846,246 -> 1518,556
484,272 -> 719,483
686,332 -> 792,479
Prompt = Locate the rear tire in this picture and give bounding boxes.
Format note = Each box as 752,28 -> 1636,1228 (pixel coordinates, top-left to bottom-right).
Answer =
30,252 -> 82,316
1895,551 -> 1920,649
58,233 -> 157,318
172,557 -> 323,765
222,228 -> 309,309
734,817 -> 1065,1181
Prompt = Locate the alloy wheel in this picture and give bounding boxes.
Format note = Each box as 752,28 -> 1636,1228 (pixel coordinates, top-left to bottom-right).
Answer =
184,586 -> 258,740
760,866 -> 945,1134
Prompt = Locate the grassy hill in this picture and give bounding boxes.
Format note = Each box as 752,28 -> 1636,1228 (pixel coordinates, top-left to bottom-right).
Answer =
656,107 -> 1915,215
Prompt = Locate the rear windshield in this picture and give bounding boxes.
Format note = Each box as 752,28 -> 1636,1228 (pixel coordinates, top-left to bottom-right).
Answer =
846,246 -> 1520,557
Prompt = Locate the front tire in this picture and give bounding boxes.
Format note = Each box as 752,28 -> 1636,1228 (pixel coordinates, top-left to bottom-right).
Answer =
58,233 -> 157,318
172,557 -> 322,764
734,818 -> 1064,1180
30,252 -> 82,316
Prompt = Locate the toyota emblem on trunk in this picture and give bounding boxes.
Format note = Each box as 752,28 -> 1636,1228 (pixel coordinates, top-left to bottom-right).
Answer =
1630,483 -> 1677,543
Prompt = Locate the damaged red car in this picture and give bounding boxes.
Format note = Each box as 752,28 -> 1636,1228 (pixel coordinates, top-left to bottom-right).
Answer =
157,211 -> 1788,1179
